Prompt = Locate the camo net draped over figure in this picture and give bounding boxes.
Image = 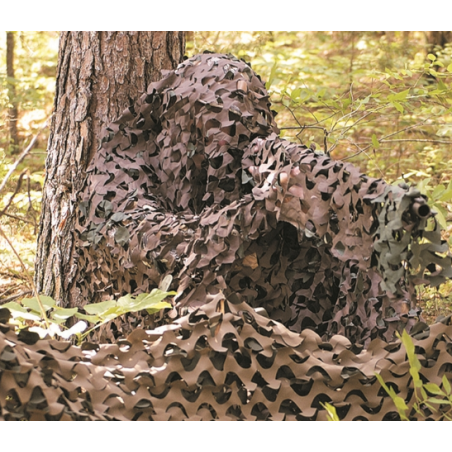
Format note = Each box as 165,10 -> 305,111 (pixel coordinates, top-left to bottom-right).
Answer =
76,53 -> 452,345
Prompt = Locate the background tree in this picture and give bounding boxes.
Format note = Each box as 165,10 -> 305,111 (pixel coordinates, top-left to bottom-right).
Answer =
34,31 -> 185,307
6,32 -> 18,152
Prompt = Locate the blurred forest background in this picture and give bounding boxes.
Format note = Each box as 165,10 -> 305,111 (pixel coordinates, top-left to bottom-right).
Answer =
1,31 -> 452,322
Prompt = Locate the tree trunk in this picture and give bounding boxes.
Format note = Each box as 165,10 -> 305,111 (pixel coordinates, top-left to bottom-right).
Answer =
35,31 -> 185,307
6,31 -> 19,153
426,31 -> 452,52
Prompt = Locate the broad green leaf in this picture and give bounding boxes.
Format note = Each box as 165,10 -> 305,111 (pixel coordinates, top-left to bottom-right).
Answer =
84,300 -> 116,315
22,296 -> 56,313
2,301 -> 28,313
448,62 -> 452,73
438,189 -> 452,202
265,61 -> 278,90
426,399 -> 451,405
431,184 -> 446,200
392,89 -> 410,101
427,54 -> 436,61
290,88 -> 301,100
321,402 -> 340,421
146,302 -> 172,315
117,293 -> 139,308
434,207 -> 447,229
51,307 -> 78,321
74,312 -> 100,323
371,134 -> 380,149
442,375 -> 451,394
394,396 -> 409,413
392,102 -> 404,113
12,310 -> 42,322
424,383 -> 445,396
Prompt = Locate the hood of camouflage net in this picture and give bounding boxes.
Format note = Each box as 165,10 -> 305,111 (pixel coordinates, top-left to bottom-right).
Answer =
75,52 -> 452,345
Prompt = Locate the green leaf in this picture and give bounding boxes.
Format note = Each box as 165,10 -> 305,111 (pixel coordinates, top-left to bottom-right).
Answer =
434,207 -> 447,229
83,300 -> 116,315
438,188 -> 452,202
2,301 -> 28,314
393,89 -> 410,101
51,307 -> 78,321
22,296 -> 56,313
426,399 -> 451,405
442,375 -> 451,394
447,62 -> 452,73
428,54 -> 436,61
394,396 -> 409,413
371,134 -> 380,149
424,383 -> 445,396
392,102 -> 404,113
146,302 -> 172,315
74,312 -> 100,323
321,402 -> 340,421
431,184 -> 446,200
290,88 -> 301,101
265,61 -> 278,90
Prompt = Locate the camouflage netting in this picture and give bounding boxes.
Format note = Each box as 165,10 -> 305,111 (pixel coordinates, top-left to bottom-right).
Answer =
75,52 -> 451,346
3,52 -> 451,422
1,303 -> 452,421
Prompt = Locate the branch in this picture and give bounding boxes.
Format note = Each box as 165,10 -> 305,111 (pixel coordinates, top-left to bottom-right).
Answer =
281,104 -> 330,154
0,170 -> 27,217
0,290 -> 33,303
0,119 -> 49,194
0,211 -> 34,225
380,138 -> 452,144
342,121 -> 428,161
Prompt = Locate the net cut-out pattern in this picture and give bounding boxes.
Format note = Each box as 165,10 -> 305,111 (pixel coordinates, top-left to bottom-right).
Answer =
0,302 -> 451,421
75,52 -> 451,345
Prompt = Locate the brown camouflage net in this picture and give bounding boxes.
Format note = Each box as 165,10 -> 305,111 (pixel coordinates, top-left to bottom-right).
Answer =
1,302 -> 452,421
75,52 -> 451,346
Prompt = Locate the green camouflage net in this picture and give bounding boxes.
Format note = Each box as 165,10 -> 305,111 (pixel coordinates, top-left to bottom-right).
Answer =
75,53 -> 451,345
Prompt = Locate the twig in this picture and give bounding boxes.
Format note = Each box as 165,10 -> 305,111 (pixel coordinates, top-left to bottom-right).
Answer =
0,290 -> 33,303
0,283 -> 21,299
281,104 -> 330,154
0,119 -> 49,194
342,121 -> 428,161
0,211 -> 34,225
380,139 -> 452,144
0,224 -> 49,328
346,141 -> 385,179
0,170 -> 27,217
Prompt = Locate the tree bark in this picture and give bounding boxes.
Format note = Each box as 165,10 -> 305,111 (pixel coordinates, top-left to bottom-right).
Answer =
6,31 -> 19,152
35,31 -> 185,307
426,31 -> 452,52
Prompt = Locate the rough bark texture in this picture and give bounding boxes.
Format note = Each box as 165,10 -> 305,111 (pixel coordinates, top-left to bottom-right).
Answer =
35,31 -> 185,307
426,31 -> 452,51
6,31 -> 19,152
